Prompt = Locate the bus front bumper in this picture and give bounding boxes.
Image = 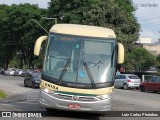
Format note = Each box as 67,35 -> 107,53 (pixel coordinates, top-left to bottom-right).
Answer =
39,90 -> 112,113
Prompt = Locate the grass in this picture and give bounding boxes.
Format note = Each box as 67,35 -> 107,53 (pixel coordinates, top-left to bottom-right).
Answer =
0,91 -> 6,98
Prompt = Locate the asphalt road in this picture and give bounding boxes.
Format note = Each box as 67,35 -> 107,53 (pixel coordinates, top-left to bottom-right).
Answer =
0,75 -> 160,120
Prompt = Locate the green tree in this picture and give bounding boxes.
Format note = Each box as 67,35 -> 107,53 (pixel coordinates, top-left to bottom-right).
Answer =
47,0 -> 140,51
123,48 -> 155,72
47,0 -> 98,23
82,0 -> 140,50
0,4 -> 16,68
156,54 -> 160,71
0,4 -> 47,68
115,0 -> 135,15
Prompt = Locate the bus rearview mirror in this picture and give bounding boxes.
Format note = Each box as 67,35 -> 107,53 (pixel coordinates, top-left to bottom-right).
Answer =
117,42 -> 124,64
34,36 -> 47,56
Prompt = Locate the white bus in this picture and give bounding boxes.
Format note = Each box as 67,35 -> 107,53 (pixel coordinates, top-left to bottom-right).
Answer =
34,24 -> 124,113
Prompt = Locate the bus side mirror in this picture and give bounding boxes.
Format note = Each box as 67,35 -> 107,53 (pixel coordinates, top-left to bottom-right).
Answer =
34,36 -> 47,56
117,42 -> 124,64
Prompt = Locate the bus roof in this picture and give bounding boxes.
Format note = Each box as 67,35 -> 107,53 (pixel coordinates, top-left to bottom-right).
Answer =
49,24 -> 116,38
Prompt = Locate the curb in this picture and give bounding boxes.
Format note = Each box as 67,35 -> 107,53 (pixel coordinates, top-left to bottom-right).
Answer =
0,94 -> 27,104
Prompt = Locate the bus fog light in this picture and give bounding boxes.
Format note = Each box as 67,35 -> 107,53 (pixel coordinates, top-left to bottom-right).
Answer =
96,94 -> 111,100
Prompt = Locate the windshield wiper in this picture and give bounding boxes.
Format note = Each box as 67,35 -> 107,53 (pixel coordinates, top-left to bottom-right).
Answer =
83,61 -> 96,89
111,45 -> 116,67
49,55 -> 68,59
57,58 -> 71,84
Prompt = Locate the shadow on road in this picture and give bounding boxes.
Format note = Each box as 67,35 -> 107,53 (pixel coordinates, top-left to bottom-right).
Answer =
42,110 -> 100,120
145,91 -> 160,94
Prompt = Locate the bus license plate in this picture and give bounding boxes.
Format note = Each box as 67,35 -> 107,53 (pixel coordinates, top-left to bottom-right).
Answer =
68,103 -> 81,109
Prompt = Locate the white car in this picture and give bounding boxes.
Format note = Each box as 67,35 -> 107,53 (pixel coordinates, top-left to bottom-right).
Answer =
4,68 -> 16,76
18,70 -> 23,76
9,70 -> 16,76
114,74 -> 141,90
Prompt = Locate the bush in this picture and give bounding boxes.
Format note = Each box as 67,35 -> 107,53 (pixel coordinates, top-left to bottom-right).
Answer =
0,91 -> 6,98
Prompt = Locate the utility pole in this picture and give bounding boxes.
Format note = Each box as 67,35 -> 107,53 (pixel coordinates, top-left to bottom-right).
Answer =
30,19 -> 48,34
41,17 -> 57,24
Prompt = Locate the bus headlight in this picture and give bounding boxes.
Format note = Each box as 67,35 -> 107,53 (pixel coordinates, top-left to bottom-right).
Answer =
96,94 -> 112,100
44,88 -> 49,93
42,88 -> 54,94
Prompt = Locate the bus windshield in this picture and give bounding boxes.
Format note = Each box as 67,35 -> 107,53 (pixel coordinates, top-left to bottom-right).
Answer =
43,33 -> 116,88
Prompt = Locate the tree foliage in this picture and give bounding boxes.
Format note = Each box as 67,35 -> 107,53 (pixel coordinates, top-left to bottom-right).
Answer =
156,55 -> 160,70
0,4 -> 46,68
48,0 -> 140,49
115,0 -> 135,14
123,48 -> 156,72
0,1 -> 141,70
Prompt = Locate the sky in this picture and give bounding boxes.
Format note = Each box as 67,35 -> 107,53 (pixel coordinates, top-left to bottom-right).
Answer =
132,0 -> 160,43
0,0 -> 160,43
0,0 -> 50,8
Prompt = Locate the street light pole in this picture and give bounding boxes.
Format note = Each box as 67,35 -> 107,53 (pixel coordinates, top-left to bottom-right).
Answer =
41,17 -> 57,24
30,19 -> 48,34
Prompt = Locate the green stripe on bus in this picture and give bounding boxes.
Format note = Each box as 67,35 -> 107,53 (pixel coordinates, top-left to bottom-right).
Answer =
56,91 -> 97,96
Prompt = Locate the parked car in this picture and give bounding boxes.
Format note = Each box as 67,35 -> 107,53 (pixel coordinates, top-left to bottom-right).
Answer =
139,76 -> 160,92
20,70 -> 27,77
24,72 -> 41,88
4,68 -> 16,76
34,68 -> 41,72
0,67 -> 4,74
13,69 -> 20,76
114,74 -> 141,90
4,69 -> 10,75
18,69 -> 23,76
21,69 -> 34,77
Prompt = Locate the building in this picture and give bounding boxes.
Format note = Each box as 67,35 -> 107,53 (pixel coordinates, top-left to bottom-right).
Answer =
143,44 -> 160,56
138,38 -> 152,44
136,38 -> 160,56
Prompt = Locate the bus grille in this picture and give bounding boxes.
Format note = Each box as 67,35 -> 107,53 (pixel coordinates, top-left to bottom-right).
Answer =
51,92 -> 98,102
